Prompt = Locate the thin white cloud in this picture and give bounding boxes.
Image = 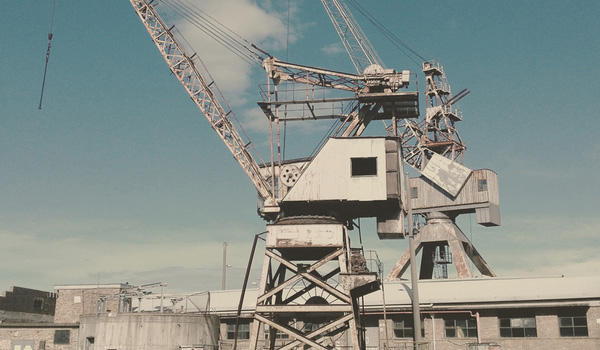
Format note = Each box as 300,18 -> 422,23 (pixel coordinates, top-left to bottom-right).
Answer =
171,0 -> 288,99
321,42 -> 345,56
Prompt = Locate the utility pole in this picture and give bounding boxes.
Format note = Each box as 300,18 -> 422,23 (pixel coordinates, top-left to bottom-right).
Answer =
222,242 -> 228,290
405,173 -> 422,349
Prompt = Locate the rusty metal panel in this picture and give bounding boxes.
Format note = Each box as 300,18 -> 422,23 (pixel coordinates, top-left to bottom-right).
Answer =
421,153 -> 472,197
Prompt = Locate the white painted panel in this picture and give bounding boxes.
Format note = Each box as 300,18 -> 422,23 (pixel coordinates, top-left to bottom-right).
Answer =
284,138 -> 388,202
421,153 -> 472,197
266,223 -> 345,248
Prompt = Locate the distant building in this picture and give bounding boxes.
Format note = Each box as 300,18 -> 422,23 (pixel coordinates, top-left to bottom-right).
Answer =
0,286 -> 56,324
0,283 -> 218,350
0,284 -> 130,350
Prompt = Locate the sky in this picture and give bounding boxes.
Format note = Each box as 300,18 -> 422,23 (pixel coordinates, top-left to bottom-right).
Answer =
1,0 -> 599,295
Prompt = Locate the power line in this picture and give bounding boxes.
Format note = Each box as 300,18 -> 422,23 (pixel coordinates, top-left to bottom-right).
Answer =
346,0 -> 425,67
161,0 -> 266,69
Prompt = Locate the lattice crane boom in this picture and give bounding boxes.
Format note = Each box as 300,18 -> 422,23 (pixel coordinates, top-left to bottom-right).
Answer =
321,0 -> 384,73
129,0 -> 276,211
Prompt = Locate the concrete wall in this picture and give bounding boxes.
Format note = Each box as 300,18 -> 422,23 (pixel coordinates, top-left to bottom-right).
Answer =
78,313 -> 219,350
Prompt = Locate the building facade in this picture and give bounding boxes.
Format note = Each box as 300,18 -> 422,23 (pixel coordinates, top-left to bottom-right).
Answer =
209,275 -> 600,350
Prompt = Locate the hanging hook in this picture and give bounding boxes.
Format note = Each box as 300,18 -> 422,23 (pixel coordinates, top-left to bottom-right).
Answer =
38,0 -> 57,110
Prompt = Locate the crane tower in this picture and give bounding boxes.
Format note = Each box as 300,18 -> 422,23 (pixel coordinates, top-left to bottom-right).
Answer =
128,1 -> 500,349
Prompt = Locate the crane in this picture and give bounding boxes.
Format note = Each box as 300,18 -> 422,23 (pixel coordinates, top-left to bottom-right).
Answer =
128,1 -> 500,349
129,1 -> 391,348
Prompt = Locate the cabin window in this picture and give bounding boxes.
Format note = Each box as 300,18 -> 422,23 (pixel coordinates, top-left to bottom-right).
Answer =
351,157 -> 377,176
477,179 -> 488,191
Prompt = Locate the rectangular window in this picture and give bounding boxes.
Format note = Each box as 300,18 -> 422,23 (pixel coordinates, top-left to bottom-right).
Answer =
393,319 -> 424,338
33,298 -> 44,310
499,317 -> 537,337
477,179 -> 488,191
264,327 -> 290,340
227,323 -> 250,340
445,318 -> 477,338
559,316 -> 588,337
351,157 -> 377,176
54,330 -> 71,344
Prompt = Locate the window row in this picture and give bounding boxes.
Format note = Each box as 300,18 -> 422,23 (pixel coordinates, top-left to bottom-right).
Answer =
227,314 -> 590,341
395,314 -> 589,339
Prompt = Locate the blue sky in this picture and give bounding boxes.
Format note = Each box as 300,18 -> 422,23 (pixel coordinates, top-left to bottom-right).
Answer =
1,0 -> 598,294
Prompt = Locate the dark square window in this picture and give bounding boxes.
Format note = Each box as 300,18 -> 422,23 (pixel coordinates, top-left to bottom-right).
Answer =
54,330 -> 70,344
33,298 -> 44,310
477,179 -> 488,191
351,157 -> 377,176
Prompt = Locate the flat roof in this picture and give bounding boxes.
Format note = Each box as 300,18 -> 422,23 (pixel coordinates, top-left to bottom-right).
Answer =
54,283 -> 132,290
202,275 -> 600,314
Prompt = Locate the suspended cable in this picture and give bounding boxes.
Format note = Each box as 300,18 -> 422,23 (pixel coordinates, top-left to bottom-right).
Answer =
161,0 -> 267,70
346,0 -> 426,67
38,0 -> 57,110
162,1 -> 260,67
282,0 -> 290,160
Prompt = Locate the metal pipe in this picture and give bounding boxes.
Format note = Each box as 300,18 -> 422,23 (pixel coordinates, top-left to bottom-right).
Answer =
473,311 -> 481,344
